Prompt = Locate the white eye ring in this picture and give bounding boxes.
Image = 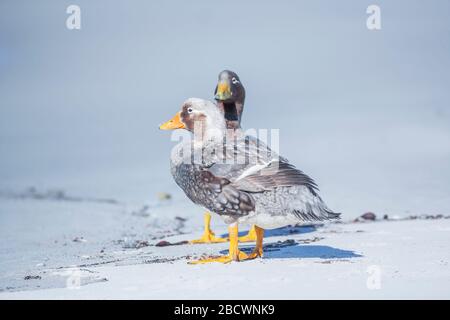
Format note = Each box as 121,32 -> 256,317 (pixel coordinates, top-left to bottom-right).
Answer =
187,107 -> 193,113
231,77 -> 239,84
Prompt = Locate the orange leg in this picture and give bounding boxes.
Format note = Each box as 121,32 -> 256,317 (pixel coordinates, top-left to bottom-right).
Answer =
248,226 -> 264,258
189,212 -> 228,244
238,225 -> 258,242
189,224 -> 264,264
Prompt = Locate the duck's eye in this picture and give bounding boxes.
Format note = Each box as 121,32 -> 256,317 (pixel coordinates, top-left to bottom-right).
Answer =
187,107 -> 193,113
231,77 -> 239,84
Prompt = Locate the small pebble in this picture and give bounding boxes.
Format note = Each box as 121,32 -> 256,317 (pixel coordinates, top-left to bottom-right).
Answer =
157,192 -> 172,201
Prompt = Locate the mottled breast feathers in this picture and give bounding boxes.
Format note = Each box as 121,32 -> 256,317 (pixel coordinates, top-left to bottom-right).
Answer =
173,163 -> 256,218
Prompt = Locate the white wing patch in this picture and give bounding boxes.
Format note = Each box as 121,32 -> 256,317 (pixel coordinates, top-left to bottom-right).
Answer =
235,160 -> 277,181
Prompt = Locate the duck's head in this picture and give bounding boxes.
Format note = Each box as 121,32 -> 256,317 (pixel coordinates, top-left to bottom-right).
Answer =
159,98 -> 226,143
214,70 -> 246,130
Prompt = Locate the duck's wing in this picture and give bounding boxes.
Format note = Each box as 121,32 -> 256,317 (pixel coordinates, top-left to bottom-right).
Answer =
203,135 -> 341,222
205,135 -> 282,180
232,160 -> 319,195
206,135 -> 318,194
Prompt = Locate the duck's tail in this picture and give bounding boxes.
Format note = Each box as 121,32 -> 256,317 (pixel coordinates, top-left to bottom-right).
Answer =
324,208 -> 341,220
292,197 -> 341,222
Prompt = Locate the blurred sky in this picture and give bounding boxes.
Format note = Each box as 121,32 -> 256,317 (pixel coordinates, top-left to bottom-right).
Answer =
0,0 -> 449,217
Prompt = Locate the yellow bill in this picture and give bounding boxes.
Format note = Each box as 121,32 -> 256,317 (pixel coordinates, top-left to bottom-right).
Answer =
215,81 -> 232,100
159,112 -> 186,130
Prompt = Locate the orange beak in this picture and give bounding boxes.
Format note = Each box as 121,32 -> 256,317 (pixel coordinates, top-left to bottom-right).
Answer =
159,112 -> 186,130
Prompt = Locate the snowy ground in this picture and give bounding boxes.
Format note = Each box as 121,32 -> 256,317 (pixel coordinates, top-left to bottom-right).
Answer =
1,189 -> 449,299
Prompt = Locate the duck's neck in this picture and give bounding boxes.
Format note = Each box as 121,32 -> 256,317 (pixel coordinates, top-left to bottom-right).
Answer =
217,100 -> 245,130
192,123 -> 226,149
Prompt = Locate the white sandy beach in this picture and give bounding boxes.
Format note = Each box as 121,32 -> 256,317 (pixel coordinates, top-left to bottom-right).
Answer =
1,191 -> 449,299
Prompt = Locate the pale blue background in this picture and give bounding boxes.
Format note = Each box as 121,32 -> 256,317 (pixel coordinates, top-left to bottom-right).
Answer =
1,0 -> 449,216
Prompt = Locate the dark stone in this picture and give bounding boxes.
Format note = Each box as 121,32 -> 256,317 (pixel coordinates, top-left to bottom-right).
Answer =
155,240 -> 189,247
361,212 -> 376,221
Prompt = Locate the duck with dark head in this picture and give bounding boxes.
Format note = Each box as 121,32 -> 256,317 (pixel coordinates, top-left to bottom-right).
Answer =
189,70 -> 259,245
214,70 -> 245,130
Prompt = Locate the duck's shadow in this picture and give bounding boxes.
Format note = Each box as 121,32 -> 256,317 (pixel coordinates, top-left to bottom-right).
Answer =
262,243 -> 362,259
219,225 -> 362,260
220,240 -> 362,260
220,225 -> 317,239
